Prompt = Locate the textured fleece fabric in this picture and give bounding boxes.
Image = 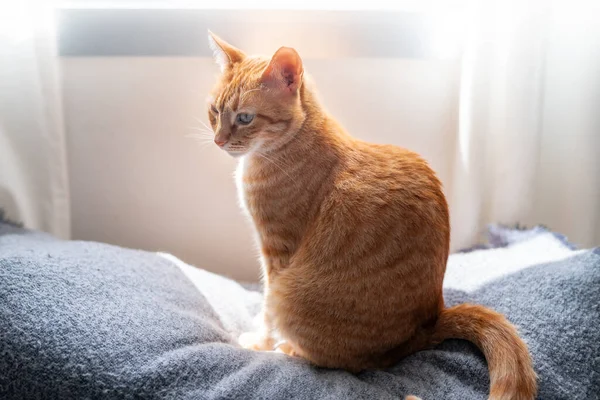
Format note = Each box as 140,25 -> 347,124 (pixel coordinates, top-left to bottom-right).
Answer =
0,221 -> 598,399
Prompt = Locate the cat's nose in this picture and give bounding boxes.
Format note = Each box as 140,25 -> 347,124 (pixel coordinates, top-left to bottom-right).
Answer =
214,138 -> 228,147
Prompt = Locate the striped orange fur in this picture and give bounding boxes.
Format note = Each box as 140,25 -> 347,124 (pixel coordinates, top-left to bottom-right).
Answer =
206,32 -> 537,400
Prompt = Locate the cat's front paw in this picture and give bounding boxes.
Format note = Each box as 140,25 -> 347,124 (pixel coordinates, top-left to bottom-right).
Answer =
273,340 -> 299,357
238,331 -> 273,351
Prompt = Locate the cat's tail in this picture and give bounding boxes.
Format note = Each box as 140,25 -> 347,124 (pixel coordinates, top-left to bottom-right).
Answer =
432,304 -> 537,400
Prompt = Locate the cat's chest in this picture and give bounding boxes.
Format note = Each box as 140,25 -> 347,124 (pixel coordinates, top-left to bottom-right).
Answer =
235,157 -> 283,220
236,158 -> 300,270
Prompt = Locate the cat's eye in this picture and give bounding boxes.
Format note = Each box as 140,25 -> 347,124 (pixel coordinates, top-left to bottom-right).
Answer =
210,105 -> 218,114
236,113 -> 254,125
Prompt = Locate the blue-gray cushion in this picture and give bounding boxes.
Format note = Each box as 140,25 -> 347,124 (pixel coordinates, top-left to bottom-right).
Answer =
0,221 -> 598,399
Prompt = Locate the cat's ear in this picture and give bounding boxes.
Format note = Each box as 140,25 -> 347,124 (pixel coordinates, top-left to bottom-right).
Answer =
261,47 -> 303,93
208,31 -> 245,72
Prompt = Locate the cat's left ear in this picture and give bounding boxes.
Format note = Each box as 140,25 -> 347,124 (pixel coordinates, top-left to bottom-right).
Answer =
208,31 -> 246,72
261,47 -> 303,94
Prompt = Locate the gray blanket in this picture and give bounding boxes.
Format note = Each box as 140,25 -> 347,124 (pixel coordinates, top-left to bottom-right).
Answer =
0,220 -> 598,399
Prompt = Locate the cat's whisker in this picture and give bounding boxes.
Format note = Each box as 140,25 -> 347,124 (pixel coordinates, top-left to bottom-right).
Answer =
184,133 -> 213,141
260,151 -> 292,174
189,138 -> 216,151
240,87 -> 261,102
184,135 -> 216,149
187,135 -> 213,142
185,134 -> 214,144
193,118 -> 214,132
190,141 -> 214,149
187,127 -> 214,135
187,125 -> 213,131
189,140 -> 214,145
255,151 -> 295,183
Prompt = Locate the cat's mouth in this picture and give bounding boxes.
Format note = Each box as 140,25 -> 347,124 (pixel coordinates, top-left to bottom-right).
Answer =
224,145 -> 249,157
220,138 -> 264,158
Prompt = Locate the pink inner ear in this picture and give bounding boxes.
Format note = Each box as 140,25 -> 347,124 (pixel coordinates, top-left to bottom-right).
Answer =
262,47 -> 303,93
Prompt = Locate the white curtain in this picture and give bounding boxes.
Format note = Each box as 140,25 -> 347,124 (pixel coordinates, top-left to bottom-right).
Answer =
0,1 -> 597,254
0,2 -> 70,238
449,0 -> 600,250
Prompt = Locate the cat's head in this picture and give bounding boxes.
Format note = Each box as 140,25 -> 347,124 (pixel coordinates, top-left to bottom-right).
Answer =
207,32 -> 306,157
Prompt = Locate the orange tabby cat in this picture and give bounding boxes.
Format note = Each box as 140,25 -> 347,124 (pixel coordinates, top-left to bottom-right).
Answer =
207,32 -> 537,400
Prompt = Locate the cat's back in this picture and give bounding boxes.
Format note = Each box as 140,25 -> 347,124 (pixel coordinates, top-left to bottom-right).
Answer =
329,139 -> 448,218
296,136 -> 450,275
